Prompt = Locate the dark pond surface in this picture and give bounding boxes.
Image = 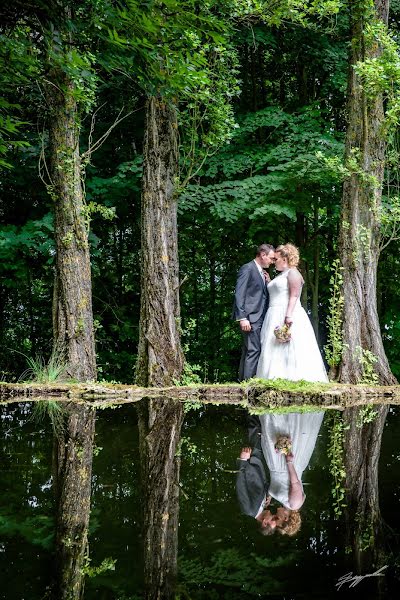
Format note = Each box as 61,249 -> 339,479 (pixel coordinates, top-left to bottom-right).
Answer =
0,401 -> 399,599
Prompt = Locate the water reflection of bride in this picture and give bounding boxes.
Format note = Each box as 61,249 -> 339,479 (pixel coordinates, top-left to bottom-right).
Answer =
259,411 -> 324,536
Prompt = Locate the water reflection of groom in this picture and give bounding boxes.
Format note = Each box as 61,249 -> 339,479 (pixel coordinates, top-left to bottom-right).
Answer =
236,415 -> 276,533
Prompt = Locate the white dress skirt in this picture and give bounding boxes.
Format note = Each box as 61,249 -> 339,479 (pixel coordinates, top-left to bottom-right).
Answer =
256,269 -> 328,382
259,411 -> 325,508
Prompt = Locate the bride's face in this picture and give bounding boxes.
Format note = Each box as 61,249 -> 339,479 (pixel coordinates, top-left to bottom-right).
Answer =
274,252 -> 288,272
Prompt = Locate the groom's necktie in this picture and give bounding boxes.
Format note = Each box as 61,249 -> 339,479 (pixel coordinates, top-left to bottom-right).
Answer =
262,270 -> 270,284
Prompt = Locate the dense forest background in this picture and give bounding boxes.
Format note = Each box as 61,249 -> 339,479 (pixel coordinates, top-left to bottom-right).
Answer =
1,0 -> 400,384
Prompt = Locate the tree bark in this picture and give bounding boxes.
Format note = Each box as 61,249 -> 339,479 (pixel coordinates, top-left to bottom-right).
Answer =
52,404 -> 96,599
338,0 -> 396,384
138,398 -> 183,600
343,405 -> 388,578
136,97 -> 184,386
45,48 -> 96,381
311,204 -> 320,339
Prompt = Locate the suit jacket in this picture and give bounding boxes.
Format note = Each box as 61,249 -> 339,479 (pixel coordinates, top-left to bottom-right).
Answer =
236,448 -> 269,518
232,260 -> 269,323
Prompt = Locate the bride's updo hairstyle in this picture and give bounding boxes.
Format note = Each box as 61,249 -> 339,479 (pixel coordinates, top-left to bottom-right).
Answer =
278,510 -> 301,536
275,243 -> 300,268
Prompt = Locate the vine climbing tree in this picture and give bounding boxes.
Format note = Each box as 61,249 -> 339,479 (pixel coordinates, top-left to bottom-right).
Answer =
338,0 -> 396,385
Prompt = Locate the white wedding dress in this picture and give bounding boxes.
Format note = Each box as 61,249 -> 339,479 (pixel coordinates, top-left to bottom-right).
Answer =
256,268 -> 328,382
259,412 -> 324,508
256,269 -> 327,508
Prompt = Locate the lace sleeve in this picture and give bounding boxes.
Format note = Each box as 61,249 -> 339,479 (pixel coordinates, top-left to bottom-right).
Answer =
287,269 -> 304,299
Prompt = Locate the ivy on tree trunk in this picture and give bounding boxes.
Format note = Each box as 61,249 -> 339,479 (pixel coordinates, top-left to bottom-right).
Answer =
45,63 -> 96,382
338,0 -> 396,384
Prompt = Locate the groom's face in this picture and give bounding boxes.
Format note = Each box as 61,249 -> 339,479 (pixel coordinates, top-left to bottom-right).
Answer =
260,250 -> 275,268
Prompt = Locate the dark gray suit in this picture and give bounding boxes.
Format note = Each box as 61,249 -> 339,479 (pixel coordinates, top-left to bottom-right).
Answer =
236,448 -> 269,518
232,260 -> 269,380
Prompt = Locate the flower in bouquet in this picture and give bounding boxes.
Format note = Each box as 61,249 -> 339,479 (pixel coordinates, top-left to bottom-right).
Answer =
275,435 -> 292,455
274,323 -> 292,343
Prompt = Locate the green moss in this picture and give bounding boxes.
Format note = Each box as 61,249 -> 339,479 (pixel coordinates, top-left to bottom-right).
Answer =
249,404 -> 328,415
243,377 -> 333,394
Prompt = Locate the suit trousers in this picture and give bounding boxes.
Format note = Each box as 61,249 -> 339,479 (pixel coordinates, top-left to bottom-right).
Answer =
238,316 -> 264,381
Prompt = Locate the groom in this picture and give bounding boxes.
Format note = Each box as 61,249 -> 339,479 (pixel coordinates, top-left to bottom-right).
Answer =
232,244 -> 275,381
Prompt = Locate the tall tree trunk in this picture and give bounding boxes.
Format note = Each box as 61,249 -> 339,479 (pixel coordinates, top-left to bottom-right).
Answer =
138,398 -> 183,600
46,62 -> 96,381
52,404 -> 96,599
136,97 -> 184,386
338,0 -> 396,384
343,405 -> 388,580
311,203 -> 320,339
295,211 -> 308,308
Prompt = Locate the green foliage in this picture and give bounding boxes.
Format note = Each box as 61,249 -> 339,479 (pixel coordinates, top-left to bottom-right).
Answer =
324,260 -> 344,371
354,20 -> 400,133
0,213 -> 54,266
379,195 -> 400,249
355,513 -> 375,552
0,514 -> 54,550
354,346 -> 379,385
81,556 -> 116,577
18,349 -> 68,384
174,362 -> 203,387
326,411 -> 347,518
355,404 -> 378,427
179,548 -> 298,596
30,400 -> 65,438
176,436 -> 198,457
180,106 -> 343,223
0,98 -> 30,169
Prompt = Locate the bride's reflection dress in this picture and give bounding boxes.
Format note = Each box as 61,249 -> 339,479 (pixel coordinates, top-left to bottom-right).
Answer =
260,412 -> 324,508
256,267 -> 327,508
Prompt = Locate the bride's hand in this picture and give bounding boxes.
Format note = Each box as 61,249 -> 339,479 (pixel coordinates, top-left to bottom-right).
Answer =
284,316 -> 293,327
286,452 -> 295,463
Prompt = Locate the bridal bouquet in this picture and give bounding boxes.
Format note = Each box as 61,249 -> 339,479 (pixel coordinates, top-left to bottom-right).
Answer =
275,435 -> 292,456
274,324 -> 292,343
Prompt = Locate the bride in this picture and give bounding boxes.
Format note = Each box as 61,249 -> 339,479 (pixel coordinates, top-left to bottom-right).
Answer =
255,244 -> 327,534
256,243 -> 328,383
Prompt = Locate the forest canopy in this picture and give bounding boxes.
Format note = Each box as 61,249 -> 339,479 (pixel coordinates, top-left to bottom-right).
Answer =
1,0 -> 400,384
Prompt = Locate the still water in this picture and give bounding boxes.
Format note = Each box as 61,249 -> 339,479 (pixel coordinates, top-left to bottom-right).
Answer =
0,401 -> 399,599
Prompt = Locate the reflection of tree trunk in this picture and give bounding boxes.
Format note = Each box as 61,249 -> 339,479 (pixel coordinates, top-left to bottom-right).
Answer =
138,398 -> 183,600
53,404 -> 96,600
136,97 -> 184,386
343,405 -> 387,578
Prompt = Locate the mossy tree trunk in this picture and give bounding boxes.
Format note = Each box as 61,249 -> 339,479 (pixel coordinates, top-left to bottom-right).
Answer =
138,398 -> 183,600
45,29 -> 96,382
338,0 -> 395,384
43,16 -> 97,600
343,405 -> 388,580
135,97 -> 184,387
52,404 -> 96,600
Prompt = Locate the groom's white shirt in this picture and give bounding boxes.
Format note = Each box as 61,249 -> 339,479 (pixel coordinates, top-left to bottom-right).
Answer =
253,259 -> 265,281
255,496 -> 267,518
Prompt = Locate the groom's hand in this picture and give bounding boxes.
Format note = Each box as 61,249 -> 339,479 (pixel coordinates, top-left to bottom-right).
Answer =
240,447 -> 252,460
239,319 -> 251,332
